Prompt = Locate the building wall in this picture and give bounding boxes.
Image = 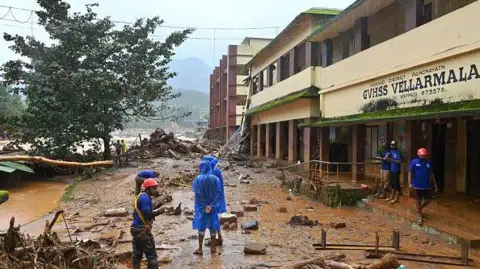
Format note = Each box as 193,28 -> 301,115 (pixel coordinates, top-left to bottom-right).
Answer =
368,1 -> 405,47
251,98 -> 320,125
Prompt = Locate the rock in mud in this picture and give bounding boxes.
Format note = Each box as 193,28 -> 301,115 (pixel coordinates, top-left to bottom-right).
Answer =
158,256 -> 172,264
229,222 -> 238,230
104,208 -> 129,217
288,215 -> 319,226
183,208 -> 194,216
240,180 -> 251,184
249,198 -> 260,205
330,222 -> 346,229
241,220 -> 259,230
230,205 -> 245,217
277,206 -> 287,213
172,164 -> 179,168
244,205 -> 258,212
244,243 -> 268,255
220,213 -> 238,224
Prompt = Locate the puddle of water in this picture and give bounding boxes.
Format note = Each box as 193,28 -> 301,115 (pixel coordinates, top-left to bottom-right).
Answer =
0,179 -> 66,230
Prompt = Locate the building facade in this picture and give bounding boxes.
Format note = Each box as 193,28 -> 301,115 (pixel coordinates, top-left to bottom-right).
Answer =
207,37 -> 272,142
247,0 -> 480,198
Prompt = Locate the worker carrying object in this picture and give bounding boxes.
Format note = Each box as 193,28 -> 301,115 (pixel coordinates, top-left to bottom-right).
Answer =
131,178 -> 166,269
135,170 -> 160,195
202,155 -> 226,246
192,160 -> 221,255
409,148 -> 438,225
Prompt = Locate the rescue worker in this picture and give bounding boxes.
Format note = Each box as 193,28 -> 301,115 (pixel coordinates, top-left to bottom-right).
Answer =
387,140 -> 402,204
374,142 -> 391,199
192,160 -> 221,255
409,148 -> 438,225
121,139 -> 127,153
135,170 -> 160,195
131,178 -> 166,269
202,155 -> 226,245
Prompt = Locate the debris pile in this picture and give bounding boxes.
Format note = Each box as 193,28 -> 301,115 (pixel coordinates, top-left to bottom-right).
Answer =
1,142 -> 24,153
161,171 -> 197,188
0,214 -> 122,269
287,215 -> 319,227
128,128 -> 212,159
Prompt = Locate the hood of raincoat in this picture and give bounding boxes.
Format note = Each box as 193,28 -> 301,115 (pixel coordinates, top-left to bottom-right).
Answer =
199,160 -> 211,175
202,155 -> 218,169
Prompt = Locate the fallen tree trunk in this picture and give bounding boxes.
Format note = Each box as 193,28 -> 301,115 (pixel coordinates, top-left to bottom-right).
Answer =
0,156 -> 113,167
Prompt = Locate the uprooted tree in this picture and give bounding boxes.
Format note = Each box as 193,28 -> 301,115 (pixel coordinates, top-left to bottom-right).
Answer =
1,0 -> 194,160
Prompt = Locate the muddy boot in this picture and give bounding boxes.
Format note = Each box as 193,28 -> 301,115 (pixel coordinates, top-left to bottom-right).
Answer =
194,234 -> 204,255
210,237 -> 217,254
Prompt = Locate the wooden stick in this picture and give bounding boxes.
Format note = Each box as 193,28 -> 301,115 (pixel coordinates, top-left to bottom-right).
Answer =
61,211 -> 73,243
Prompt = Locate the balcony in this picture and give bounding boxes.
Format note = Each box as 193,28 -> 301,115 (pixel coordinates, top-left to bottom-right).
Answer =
236,105 -> 246,116
251,67 -> 315,108
314,1 -> 480,94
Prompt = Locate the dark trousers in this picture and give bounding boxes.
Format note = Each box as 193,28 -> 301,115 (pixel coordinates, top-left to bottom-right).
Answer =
131,227 -> 158,269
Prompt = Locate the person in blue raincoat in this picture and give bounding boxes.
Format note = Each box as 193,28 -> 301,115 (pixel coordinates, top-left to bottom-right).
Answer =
202,155 -> 226,245
192,160 -> 222,255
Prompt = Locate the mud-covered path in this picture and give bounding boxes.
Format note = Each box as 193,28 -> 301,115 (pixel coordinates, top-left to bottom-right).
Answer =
51,157 -> 477,269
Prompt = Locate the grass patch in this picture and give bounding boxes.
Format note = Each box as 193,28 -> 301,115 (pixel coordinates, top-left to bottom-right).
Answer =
61,182 -> 78,202
304,8 -> 342,16
300,99 -> 480,128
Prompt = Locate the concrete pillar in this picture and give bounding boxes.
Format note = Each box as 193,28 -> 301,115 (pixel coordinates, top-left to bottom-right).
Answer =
321,39 -> 333,67
353,17 -> 369,54
265,123 -> 272,159
303,126 -> 312,164
405,0 -> 424,32
456,118 -> 467,193
288,120 -> 298,163
289,49 -> 295,77
276,122 -> 284,161
258,70 -> 264,92
257,124 -> 262,158
319,127 -> 330,178
351,124 -> 366,182
404,121 -> 414,196
250,125 -> 255,157
276,58 -> 282,82
305,42 -> 313,67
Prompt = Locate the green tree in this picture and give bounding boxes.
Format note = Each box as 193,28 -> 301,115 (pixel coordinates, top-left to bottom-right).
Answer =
2,0 -> 193,159
0,85 -> 24,131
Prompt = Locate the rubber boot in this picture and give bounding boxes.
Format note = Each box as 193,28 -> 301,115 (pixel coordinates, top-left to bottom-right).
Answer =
194,234 -> 205,255
210,237 -> 217,254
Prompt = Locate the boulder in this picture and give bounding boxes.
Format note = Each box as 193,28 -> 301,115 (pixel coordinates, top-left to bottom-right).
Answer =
230,205 -> 245,217
330,222 -> 346,229
220,213 -> 238,224
244,243 -> 268,255
104,208 -> 129,217
241,220 -> 259,230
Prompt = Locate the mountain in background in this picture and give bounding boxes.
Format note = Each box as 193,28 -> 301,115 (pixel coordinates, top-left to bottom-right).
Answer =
126,89 -> 209,130
168,57 -> 212,93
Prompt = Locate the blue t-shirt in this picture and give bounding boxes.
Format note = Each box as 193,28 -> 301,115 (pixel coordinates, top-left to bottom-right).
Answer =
409,158 -> 432,189
138,170 -> 155,178
390,150 -> 402,173
132,192 -> 152,227
380,150 -> 391,171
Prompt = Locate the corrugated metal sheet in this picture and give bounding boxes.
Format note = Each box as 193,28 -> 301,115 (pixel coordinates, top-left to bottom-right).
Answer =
0,165 -> 16,173
0,161 -> 34,174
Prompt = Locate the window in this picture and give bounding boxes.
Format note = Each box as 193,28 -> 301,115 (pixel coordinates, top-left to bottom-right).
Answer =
365,126 -> 379,159
421,3 -> 432,25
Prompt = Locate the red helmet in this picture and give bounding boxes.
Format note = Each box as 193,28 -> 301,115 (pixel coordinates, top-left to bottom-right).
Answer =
142,178 -> 158,189
417,148 -> 428,156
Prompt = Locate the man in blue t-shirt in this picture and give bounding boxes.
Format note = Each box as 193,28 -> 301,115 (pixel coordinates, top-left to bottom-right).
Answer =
387,141 -> 402,204
409,148 -> 438,225
131,178 -> 166,269
375,142 -> 391,199
135,170 -> 160,195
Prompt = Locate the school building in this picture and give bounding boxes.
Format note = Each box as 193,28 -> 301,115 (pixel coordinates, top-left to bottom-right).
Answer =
246,0 -> 480,201
207,37 -> 272,142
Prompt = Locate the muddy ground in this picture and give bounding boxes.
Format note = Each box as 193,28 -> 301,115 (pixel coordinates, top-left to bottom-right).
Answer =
45,157 -> 478,269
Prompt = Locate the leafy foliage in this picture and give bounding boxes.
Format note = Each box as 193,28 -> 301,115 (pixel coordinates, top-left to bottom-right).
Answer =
0,85 -> 24,132
1,0 -> 193,159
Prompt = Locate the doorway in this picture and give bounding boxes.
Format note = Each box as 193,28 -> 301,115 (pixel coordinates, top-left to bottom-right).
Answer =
467,120 -> 480,197
432,123 -> 446,191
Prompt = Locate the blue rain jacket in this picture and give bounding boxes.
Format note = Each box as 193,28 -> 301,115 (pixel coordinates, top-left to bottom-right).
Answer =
192,161 -> 221,231
202,155 -> 227,213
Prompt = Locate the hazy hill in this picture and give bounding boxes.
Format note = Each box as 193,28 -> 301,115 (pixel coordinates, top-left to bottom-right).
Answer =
168,57 -> 211,93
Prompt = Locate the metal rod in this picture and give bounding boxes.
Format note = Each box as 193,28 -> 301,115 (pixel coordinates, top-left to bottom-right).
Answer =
61,211 -> 73,243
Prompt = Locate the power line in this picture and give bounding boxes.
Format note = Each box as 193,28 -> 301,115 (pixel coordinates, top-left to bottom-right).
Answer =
0,4 -> 332,31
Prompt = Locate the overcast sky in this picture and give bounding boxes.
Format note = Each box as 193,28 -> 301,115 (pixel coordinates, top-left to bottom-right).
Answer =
0,0 -> 354,68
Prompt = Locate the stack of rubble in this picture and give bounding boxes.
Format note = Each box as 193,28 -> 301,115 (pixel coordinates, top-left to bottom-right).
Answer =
1,142 -> 24,152
127,128 -> 212,159
0,215 -> 121,269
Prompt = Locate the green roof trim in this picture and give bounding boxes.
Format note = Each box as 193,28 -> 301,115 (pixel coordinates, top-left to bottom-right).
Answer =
0,165 -> 16,173
246,87 -> 319,115
300,99 -> 480,128
0,161 -> 34,174
304,8 -> 342,16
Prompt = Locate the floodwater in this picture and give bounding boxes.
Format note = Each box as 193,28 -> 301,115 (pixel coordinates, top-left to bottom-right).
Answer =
0,179 -> 65,231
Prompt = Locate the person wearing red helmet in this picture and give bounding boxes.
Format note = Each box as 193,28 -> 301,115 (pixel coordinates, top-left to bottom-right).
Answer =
131,178 -> 166,269
409,148 -> 438,225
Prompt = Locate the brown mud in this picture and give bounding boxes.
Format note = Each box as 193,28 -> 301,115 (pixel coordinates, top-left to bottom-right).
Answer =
29,157 -> 479,269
